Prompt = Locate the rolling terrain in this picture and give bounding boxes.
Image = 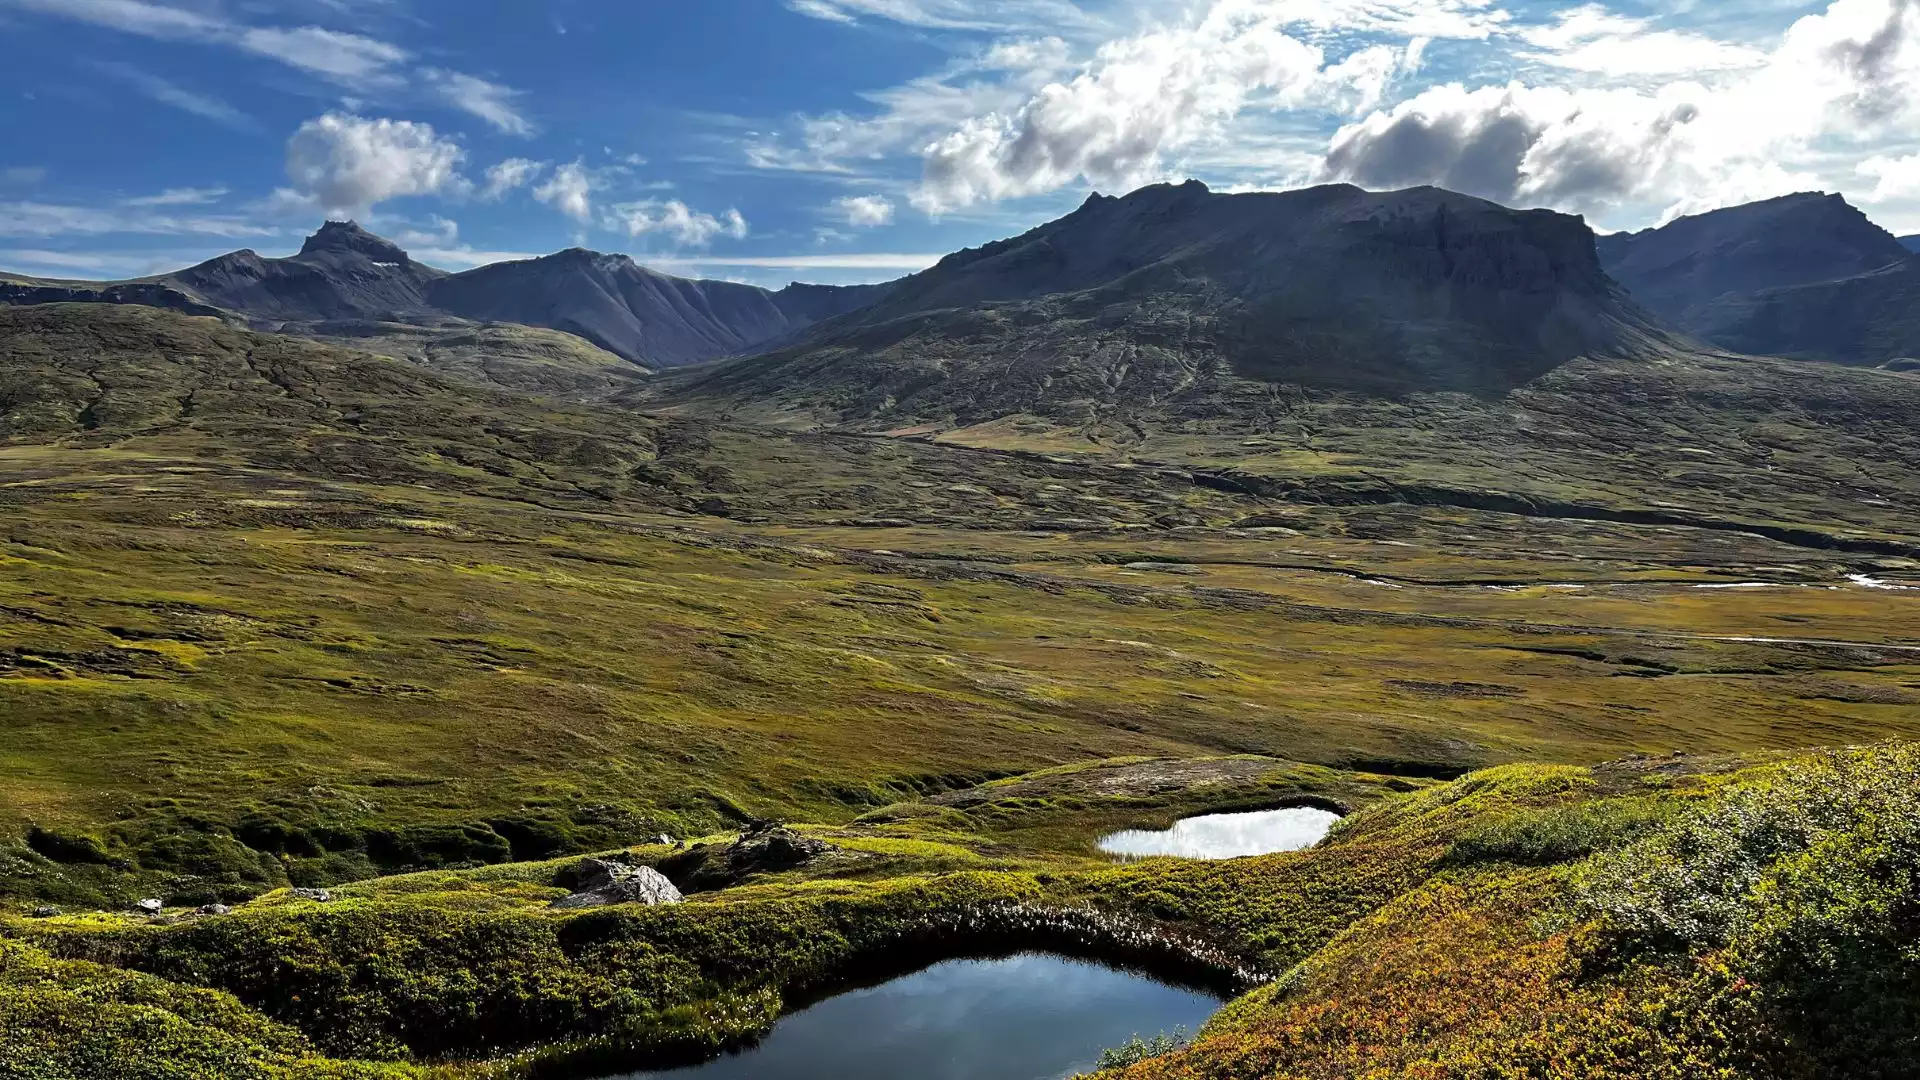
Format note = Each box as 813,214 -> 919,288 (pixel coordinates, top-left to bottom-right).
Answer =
3,178 -> 1920,1080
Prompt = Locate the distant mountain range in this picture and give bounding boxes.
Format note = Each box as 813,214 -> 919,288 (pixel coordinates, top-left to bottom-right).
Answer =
6,184 -> 1920,390
0,221 -> 884,370
1903,235 -> 1920,253
1596,193 -> 1920,366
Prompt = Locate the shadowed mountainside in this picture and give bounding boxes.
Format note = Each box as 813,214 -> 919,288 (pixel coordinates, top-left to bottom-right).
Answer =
1597,193 -> 1917,364
664,181 -> 1682,425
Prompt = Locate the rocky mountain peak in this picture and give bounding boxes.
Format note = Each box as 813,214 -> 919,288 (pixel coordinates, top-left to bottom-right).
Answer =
299,221 -> 413,265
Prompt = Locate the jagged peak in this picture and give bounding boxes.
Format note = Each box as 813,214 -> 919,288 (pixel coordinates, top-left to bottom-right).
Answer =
299,220 -> 412,264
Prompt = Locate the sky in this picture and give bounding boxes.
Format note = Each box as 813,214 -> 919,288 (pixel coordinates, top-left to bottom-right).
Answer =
4,0 -> 1920,287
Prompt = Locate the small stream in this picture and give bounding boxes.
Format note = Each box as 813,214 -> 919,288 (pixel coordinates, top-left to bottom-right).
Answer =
612,954 -> 1221,1080
1098,807 -> 1342,860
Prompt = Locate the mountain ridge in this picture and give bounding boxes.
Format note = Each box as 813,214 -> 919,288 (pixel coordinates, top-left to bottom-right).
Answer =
666,180 -> 1684,426
0,221 -> 887,370
1596,192 -> 1916,363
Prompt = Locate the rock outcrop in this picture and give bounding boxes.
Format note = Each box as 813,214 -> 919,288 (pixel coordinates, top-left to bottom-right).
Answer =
656,822 -> 832,892
550,858 -> 684,909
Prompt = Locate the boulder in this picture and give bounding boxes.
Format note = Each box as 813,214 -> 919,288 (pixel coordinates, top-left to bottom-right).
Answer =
198,903 -> 232,916
290,888 -> 332,903
550,858 -> 683,910
29,905 -> 59,918
657,823 -> 833,892
133,898 -> 163,915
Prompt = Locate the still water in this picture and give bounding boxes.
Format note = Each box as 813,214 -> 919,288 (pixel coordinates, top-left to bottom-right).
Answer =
617,954 -> 1220,1080
1097,806 -> 1341,860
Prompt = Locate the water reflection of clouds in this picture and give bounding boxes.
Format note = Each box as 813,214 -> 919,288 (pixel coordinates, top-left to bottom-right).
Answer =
1098,807 -> 1341,860
624,954 -> 1218,1080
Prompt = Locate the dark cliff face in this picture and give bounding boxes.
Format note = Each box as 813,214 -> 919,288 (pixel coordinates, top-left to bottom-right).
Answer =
669,180 -> 1680,423
298,220 -> 417,265
1596,193 -> 1912,346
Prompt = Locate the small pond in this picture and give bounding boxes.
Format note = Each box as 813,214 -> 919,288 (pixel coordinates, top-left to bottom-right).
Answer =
614,953 -> 1220,1080
1097,806 -> 1342,860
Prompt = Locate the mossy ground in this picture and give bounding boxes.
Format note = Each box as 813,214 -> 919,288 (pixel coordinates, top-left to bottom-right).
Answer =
2,305 -> 1918,1077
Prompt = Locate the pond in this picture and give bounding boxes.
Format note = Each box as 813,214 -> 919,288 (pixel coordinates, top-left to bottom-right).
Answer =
614,953 -> 1221,1080
1097,806 -> 1342,860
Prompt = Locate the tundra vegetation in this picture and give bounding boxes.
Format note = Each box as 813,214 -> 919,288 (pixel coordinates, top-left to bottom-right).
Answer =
1,303 -> 1918,1078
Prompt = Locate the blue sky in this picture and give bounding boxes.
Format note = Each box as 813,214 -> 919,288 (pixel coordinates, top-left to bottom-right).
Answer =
4,0 -> 1919,287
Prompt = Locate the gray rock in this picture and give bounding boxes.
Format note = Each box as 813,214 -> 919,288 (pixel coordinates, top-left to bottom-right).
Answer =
290,888 -> 332,903
550,858 -> 683,910
133,898 -> 164,915
29,905 -> 59,918
198,903 -> 232,916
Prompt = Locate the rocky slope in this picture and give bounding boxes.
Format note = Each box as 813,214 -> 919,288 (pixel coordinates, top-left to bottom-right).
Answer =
1903,235 -> 1920,253
1597,193 -> 1915,363
667,180 -> 1682,424
0,222 -> 887,369
1683,258 -> 1920,366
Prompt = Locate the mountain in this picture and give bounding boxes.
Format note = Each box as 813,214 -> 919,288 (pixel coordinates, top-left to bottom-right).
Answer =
1684,258 -> 1920,366
667,180 -> 1681,425
1903,235 -> 1920,253
1596,193 -> 1915,362
425,248 -> 886,369
0,222 -> 888,369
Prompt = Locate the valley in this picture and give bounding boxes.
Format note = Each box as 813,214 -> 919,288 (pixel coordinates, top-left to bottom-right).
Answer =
3,183 -> 1919,1080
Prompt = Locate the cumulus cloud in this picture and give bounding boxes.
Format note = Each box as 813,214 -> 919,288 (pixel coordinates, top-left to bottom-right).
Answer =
1319,82 -> 1700,210
1322,0 -> 1920,220
482,157 -> 545,199
835,194 -> 896,226
912,0 -> 1420,212
283,112 -> 467,217
533,161 -> 595,222
607,200 -> 749,247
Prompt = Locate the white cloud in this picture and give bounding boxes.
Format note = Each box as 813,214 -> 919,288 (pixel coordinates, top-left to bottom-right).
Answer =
283,112 -> 467,217
835,193 -> 896,226
533,161 -> 595,222
482,157 -> 545,199
607,200 -> 749,247
424,69 -> 534,136
122,186 -> 229,207
238,25 -> 409,85
784,0 -> 1098,33
0,201 -> 280,239
0,0 -> 223,40
1321,0 -> 1920,222
393,214 -> 459,247
913,0 -> 1420,212
1518,5 -> 1769,77
1861,152 -> 1920,200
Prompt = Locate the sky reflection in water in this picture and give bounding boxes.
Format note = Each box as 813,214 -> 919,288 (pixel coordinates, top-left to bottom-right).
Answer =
1097,807 -> 1341,860
619,953 -> 1219,1080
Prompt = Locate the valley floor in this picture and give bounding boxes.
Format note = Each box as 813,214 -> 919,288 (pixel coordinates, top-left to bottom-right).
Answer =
2,305 -> 1918,1077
